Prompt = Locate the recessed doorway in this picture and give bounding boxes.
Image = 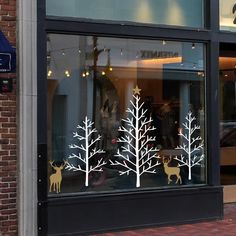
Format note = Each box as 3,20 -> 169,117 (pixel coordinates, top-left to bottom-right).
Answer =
220,43 -> 236,202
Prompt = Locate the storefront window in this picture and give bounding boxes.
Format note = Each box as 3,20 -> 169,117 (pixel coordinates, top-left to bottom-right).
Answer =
46,0 -> 204,28
47,34 -> 206,195
220,0 -> 236,31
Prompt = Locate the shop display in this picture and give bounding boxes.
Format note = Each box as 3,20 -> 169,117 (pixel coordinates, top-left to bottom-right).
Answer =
163,157 -> 182,184
110,86 -> 161,188
174,112 -> 205,180
49,160 -> 68,193
65,116 -> 106,187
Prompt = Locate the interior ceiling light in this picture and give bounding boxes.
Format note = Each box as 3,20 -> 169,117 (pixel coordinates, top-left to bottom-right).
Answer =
219,57 -> 236,70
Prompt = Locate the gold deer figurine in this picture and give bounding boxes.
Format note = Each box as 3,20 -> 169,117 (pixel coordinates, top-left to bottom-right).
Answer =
163,156 -> 182,184
49,160 -> 68,193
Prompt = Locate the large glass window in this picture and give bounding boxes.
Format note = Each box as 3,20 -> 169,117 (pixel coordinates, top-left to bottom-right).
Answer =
46,0 -> 204,28
220,0 -> 236,31
47,34 -> 206,195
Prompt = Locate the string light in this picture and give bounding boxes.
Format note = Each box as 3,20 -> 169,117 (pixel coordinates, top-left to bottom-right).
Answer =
102,71 -> 106,75
65,70 -> 70,77
197,72 -> 205,77
47,70 -> 52,77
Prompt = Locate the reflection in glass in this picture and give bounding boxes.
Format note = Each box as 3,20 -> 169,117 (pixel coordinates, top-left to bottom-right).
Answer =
46,0 -> 204,28
47,34 -> 206,195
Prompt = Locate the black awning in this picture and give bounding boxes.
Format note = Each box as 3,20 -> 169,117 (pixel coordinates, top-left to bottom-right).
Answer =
0,31 -> 16,73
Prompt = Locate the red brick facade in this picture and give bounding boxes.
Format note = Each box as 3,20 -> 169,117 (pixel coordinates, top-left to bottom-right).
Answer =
0,0 -> 17,235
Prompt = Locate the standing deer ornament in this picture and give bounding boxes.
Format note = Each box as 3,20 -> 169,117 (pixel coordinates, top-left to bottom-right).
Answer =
49,160 -> 68,193
163,156 -> 182,185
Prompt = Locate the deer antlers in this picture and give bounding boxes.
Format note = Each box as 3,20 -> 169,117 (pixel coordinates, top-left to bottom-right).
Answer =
49,160 -> 68,168
163,156 -> 171,164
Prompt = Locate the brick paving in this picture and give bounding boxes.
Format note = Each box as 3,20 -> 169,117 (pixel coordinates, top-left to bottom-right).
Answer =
93,203 -> 236,236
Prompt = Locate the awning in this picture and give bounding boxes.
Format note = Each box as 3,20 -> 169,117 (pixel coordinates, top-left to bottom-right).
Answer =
0,31 -> 16,73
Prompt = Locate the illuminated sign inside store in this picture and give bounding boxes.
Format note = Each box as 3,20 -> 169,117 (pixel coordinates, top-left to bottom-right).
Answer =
140,51 -> 179,59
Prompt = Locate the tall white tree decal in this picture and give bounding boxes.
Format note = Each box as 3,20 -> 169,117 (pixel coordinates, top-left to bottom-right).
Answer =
66,116 -> 106,186
110,86 -> 161,187
174,111 -> 205,180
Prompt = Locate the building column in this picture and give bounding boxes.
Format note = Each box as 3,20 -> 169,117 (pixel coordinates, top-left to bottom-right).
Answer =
18,0 -> 38,235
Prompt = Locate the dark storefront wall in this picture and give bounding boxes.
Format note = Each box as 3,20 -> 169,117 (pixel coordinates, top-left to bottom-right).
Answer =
37,1 -> 223,235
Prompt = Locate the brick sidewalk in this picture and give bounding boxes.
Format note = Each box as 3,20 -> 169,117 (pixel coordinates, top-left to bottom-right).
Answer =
92,203 -> 236,236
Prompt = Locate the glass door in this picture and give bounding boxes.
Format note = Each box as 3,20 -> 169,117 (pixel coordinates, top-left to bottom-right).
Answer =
220,43 -> 236,202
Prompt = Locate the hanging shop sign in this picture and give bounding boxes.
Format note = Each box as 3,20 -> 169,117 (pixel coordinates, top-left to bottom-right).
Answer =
0,31 -> 16,73
0,53 -> 12,72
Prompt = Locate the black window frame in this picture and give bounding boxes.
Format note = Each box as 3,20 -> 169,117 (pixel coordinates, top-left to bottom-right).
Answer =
37,1 -> 223,235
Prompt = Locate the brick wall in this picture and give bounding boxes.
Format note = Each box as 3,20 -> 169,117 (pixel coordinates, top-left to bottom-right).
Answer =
0,0 -> 17,235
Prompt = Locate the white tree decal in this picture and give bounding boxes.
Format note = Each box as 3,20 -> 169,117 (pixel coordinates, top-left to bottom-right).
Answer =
66,116 -> 106,186
110,86 -> 161,187
174,111 -> 205,180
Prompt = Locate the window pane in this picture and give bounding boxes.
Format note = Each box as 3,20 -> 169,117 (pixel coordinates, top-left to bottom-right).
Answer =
47,35 -> 206,195
220,0 -> 236,31
46,0 -> 204,28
